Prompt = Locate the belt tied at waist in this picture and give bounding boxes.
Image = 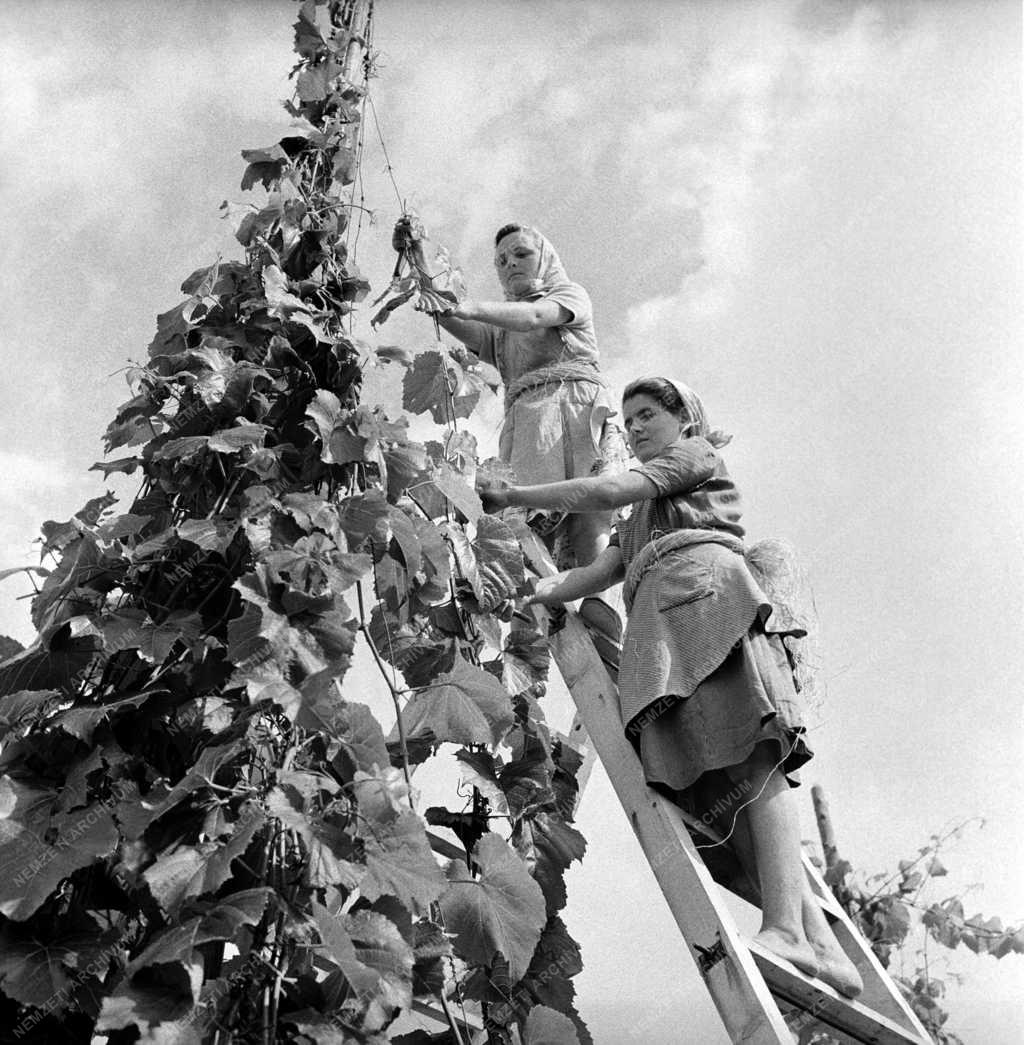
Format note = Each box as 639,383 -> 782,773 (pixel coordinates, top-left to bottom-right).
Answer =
504,360 -> 605,410
623,528 -> 746,613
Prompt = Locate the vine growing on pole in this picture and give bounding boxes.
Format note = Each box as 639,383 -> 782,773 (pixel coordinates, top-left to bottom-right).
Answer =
0,2 -> 591,1042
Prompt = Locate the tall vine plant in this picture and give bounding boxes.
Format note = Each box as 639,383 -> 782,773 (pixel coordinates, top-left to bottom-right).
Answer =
0,3 -> 591,1043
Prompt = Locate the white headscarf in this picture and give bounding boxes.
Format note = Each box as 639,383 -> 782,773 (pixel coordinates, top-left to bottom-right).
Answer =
667,379 -> 733,449
494,225 -> 575,302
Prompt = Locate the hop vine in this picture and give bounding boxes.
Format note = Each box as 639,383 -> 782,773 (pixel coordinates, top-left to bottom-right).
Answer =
0,3 -> 590,1043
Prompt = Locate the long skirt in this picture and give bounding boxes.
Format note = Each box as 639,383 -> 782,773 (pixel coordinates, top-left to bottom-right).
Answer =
498,379 -> 627,488
632,620 -> 812,817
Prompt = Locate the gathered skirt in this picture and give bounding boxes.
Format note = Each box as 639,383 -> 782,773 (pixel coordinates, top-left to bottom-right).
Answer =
631,621 -> 812,815
498,379 -> 627,486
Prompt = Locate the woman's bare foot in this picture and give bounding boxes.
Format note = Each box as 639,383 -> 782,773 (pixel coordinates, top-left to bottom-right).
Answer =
811,943 -> 864,998
753,928 -> 820,978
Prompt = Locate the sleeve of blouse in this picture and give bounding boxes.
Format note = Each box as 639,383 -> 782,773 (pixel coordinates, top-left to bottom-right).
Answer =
475,325 -> 499,367
633,439 -> 718,496
544,282 -> 592,329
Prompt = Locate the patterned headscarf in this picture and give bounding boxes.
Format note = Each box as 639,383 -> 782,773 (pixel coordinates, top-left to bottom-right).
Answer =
494,225 -> 575,302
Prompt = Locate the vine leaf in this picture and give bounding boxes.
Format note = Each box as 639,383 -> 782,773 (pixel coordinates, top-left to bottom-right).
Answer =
240,143 -> 288,189
0,925 -> 75,1008
432,471 -> 483,523
468,915 -> 590,1043
412,919 -> 450,997
0,781 -> 119,921
304,389 -> 345,464
359,810 -> 447,910
0,689 -> 59,741
502,624 -> 551,695
30,532 -> 104,633
411,516 -> 451,603
95,513 -> 152,541
142,804 -> 265,916
455,747 -> 509,815
472,515 -> 525,613
177,518 -> 240,553
402,351 -> 457,424
266,786 -> 363,892
353,766 -> 414,823
440,833 -> 546,982
347,908 -> 415,1027
384,442 -> 428,502
315,699 -> 391,780
206,423 -> 267,453
0,626 -> 99,699
522,1005 -> 582,1045
128,888 -> 273,972
338,490 -> 391,552
515,813 -> 587,916
312,901 -> 379,996
119,740 -> 244,840
394,652 -> 514,748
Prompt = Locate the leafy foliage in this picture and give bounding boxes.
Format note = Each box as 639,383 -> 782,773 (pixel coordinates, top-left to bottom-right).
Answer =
0,2 -> 589,1042
823,820 -> 1022,1044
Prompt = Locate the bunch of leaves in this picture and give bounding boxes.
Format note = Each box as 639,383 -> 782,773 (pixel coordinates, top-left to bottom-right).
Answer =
0,2 -> 591,1043
824,820 -> 1023,1043
370,214 -> 469,328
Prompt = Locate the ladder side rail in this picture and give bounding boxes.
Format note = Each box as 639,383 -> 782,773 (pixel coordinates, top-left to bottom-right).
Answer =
800,859 -> 932,1039
514,523 -> 930,1045
549,612 -> 796,1045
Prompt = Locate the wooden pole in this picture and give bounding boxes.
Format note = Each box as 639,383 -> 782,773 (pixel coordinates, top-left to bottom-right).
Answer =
811,783 -> 839,870
339,0 -> 373,83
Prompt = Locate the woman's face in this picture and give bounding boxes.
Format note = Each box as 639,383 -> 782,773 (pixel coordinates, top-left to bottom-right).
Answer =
494,231 -> 541,294
623,394 -> 685,462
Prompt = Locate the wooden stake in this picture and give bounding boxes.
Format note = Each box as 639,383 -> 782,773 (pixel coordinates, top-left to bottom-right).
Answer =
811,783 -> 839,871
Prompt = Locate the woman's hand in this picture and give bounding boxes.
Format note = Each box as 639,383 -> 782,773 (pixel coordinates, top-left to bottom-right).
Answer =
476,476 -> 511,512
426,299 -> 472,320
527,575 -> 566,606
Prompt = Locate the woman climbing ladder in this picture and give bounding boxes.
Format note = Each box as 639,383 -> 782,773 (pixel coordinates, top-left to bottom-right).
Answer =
477,376 -> 864,999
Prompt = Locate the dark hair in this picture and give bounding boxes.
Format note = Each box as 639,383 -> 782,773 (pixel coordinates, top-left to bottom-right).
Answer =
622,377 -> 733,448
622,377 -> 687,417
494,223 -> 525,246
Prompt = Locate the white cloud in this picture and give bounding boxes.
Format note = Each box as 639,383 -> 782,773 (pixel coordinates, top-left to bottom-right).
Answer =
619,2 -> 929,351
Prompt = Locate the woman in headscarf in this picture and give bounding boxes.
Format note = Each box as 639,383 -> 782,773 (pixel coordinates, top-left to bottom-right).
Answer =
404,221 -> 627,571
476,376 -> 863,998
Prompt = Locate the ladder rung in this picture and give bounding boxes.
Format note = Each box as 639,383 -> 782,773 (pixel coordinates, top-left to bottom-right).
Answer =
411,999 -> 485,1035
748,942 -> 928,1045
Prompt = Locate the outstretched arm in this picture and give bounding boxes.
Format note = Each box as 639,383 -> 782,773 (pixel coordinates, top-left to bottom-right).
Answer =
434,296 -> 571,354
434,312 -> 490,355
529,545 -> 625,605
479,470 -> 657,515
448,298 -> 571,333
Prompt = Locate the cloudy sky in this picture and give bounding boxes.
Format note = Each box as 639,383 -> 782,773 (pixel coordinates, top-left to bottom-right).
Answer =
1,1 -> 1021,1041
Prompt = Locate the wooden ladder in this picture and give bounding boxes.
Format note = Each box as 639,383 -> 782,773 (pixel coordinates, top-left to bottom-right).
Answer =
545,600 -> 934,1045
500,521 -> 933,1045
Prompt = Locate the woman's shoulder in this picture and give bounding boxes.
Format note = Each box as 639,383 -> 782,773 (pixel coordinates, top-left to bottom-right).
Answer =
646,437 -> 720,466
541,281 -> 593,322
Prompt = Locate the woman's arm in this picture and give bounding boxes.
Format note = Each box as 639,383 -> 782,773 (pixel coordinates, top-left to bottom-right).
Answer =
529,545 -> 625,605
450,298 -> 571,333
435,313 -> 489,354
479,470 -> 657,515
394,219 -> 493,354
